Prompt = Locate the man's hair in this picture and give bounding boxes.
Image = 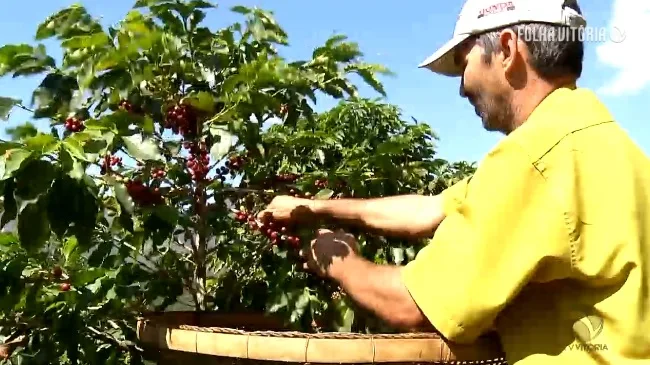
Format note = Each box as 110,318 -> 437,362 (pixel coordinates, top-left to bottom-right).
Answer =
475,0 -> 584,80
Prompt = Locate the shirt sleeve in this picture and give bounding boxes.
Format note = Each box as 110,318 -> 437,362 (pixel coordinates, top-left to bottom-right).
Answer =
401,141 -> 572,344
439,176 -> 471,215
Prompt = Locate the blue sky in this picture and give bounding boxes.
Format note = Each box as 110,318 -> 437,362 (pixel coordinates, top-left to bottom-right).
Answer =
0,0 -> 648,164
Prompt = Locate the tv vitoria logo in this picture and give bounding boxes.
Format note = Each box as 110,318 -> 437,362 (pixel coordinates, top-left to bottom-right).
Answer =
570,312 -> 609,352
517,26 -> 626,44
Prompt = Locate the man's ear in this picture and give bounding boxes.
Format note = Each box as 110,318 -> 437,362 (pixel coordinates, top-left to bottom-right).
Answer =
498,29 -> 519,73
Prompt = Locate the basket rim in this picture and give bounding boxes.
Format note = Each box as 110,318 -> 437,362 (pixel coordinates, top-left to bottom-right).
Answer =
169,323 -> 447,339
135,312 -> 448,339
136,318 -> 507,364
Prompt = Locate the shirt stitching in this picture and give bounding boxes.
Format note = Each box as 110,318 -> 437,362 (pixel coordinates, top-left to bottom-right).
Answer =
513,140 -> 577,271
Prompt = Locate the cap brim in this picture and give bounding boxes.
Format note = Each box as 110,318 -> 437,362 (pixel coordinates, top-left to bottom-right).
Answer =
418,34 -> 470,77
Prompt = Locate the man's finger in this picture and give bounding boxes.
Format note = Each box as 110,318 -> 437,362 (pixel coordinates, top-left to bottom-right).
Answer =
257,210 -> 272,221
341,233 -> 356,242
333,229 -> 354,240
317,228 -> 333,235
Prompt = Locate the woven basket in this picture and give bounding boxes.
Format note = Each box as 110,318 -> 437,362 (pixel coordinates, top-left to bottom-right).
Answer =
136,312 -> 507,364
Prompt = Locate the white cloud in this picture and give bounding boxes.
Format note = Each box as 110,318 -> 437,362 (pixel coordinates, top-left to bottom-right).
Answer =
595,0 -> 650,96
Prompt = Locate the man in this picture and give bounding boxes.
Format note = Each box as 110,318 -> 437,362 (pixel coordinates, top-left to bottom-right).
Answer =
259,0 -> 650,363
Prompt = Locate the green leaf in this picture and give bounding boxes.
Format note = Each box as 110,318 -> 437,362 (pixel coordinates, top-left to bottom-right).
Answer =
150,6 -> 185,35
0,141 -> 22,155
63,236 -> 79,262
67,159 -> 85,180
1,180 -> 17,229
24,133 -> 59,153
113,181 -> 135,214
209,127 -> 232,160
46,175 -> 98,242
340,306 -> 354,332
231,5 -> 252,14
151,205 -> 178,226
18,198 -> 50,251
182,91 -> 215,113
133,0 -> 159,7
15,159 -> 56,200
6,122 -> 38,141
35,4 -> 102,40
0,148 -> 33,180
31,73 -> 78,119
347,64 -> 393,97
9,44 -> 56,77
0,97 -> 21,121
61,32 -> 110,49
0,232 -> 18,246
190,0 -> 215,9
314,188 -> 334,200
0,44 -> 35,76
290,288 -> 311,323
142,115 -> 155,134
122,134 -> 163,161
83,117 -> 116,131
256,143 -> 265,157
267,292 -> 289,313
62,138 -> 89,162
73,268 -> 106,287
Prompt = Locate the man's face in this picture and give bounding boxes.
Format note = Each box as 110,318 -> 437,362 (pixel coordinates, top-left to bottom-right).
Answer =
455,37 -> 514,134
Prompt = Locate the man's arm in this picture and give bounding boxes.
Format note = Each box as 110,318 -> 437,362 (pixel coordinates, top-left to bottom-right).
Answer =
309,178 -> 470,239
261,179 -> 471,239
310,194 -> 444,239
328,256 -> 428,330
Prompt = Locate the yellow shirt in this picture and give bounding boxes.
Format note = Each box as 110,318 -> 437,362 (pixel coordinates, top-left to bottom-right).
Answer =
401,86 -> 650,364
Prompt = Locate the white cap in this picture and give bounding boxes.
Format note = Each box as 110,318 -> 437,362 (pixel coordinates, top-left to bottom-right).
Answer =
419,0 -> 587,76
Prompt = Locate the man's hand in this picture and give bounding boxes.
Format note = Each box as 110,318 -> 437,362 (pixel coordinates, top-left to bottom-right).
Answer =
299,228 -> 360,278
257,195 -> 315,223
298,229 -> 430,330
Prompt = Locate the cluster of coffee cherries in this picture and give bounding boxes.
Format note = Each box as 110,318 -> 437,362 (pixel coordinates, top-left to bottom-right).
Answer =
184,141 -> 210,181
164,103 -> 198,137
118,99 -> 136,113
125,179 -> 163,206
314,178 -> 328,188
287,188 -> 316,200
315,178 -> 346,189
151,167 -> 166,180
225,154 -> 246,171
288,178 -> 347,200
64,116 -> 85,132
214,166 -> 230,183
51,265 -> 71,292
134,161 -> 166,181
279,103 -> 288,116
277,173 -> 299,183
99,154 -> 123,175
261,172 -> 299,189
234,210 -> 301,248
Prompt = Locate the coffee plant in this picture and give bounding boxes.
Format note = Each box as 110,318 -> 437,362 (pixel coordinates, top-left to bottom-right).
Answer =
0,0 -> 475,363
